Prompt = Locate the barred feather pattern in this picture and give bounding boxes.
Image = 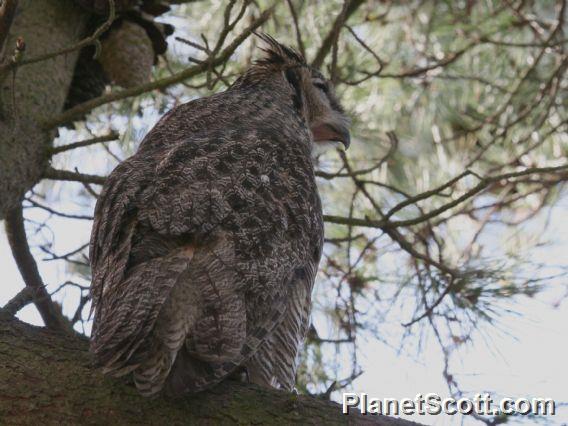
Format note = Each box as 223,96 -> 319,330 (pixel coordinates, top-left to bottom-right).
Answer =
89,68 -> 325,396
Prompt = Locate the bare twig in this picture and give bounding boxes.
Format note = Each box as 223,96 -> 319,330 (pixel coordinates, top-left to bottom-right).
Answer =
43,167 -> 106,185
402,284 -> 454,327
316,131 -> 398,180
50,132 -> 119,155
389,165 -> 567,229
384,170 -> 478,219
40,242 -> 89,262
25,197 -> 93,220
345,24 -> 384,73
323,164 -> 568,230
311,0 -> 364,69
285,0 -> 306,57
71,293 -> 91,325
0,0 -> 115,74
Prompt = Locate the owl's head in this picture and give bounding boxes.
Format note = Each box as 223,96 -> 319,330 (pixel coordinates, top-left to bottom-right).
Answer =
235,34 -> 350,150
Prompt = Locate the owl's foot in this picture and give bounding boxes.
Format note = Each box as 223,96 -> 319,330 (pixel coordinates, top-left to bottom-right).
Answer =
227,366 -> 250,383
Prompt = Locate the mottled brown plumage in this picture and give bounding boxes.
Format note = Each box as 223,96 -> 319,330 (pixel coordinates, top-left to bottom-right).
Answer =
89,34 -> 350,396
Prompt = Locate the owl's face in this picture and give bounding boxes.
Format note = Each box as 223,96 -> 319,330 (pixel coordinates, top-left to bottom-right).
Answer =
233,34 -> 351,150
299,68 -> 350,151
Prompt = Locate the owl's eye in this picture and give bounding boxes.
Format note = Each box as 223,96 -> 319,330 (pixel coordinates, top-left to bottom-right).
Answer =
313,80 -> 329,94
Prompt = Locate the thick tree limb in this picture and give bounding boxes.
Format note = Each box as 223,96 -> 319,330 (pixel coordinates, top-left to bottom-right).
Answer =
0,0 -> 18,56
0,315 -> 421,426
3,205 -> 70,331
0,0 -> 88,219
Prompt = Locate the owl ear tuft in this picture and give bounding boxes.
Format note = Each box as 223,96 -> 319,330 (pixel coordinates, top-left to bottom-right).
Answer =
254,33 -> 306,67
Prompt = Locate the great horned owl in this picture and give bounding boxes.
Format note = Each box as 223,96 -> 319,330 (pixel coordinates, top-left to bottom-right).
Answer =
89,34 -> 350,397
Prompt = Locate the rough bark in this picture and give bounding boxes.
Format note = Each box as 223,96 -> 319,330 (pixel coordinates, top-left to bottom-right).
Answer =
0,0 -> 88,219
0,315 -> 421,425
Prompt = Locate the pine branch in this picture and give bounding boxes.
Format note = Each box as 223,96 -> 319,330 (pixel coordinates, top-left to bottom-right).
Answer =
324,164 -> 568,230
43,6 -> 274,129
311,0 -> 364,69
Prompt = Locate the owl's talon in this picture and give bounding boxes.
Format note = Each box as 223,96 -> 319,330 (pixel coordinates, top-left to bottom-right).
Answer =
228,366 -> 250,383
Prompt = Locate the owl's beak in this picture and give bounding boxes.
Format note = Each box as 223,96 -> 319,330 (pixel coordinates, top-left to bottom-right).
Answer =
311,122 -> 351,150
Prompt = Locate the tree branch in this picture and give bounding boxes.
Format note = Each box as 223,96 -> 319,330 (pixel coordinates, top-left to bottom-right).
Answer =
43,167 -> 107,185
324,164 -> 568,230
49,132 -> 119,155
3,205 -> 70,332
25,197 -> 93,220
0,315 -> 419,425
1,286 -> 33,316
311,0 -> 364,69
43,6 -> 273,129
285,0 -> 306,57
0,0 -> 115,74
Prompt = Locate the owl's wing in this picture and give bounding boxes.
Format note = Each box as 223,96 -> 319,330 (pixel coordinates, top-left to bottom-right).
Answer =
243,261 -> 318,391
90,160 -> 142,321
151,139 -> 322,393
89,136 -> 234,345
89,159 -> 179,371
90,135 -> 320,394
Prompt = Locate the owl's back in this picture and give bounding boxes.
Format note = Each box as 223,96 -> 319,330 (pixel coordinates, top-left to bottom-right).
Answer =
89,80 -> 323,395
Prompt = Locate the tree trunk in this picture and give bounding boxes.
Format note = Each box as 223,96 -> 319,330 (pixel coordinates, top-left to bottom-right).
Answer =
0,315 -> 421,425
0,0 -> 88,219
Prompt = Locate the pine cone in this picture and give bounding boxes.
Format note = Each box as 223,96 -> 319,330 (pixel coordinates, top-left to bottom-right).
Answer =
98,21 -> 154,88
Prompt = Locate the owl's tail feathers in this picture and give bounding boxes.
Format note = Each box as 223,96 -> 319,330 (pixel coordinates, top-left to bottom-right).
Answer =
163,345 -> 225,397
90,250 -> 194,388
132,312 -> 199,397
133,349 -> 178,397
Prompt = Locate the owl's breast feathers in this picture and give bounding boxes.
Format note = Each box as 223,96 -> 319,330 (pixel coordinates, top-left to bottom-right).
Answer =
89,83 -> 323,395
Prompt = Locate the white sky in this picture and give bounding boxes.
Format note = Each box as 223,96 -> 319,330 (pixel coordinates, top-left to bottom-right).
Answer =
350,199 -> 568,425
